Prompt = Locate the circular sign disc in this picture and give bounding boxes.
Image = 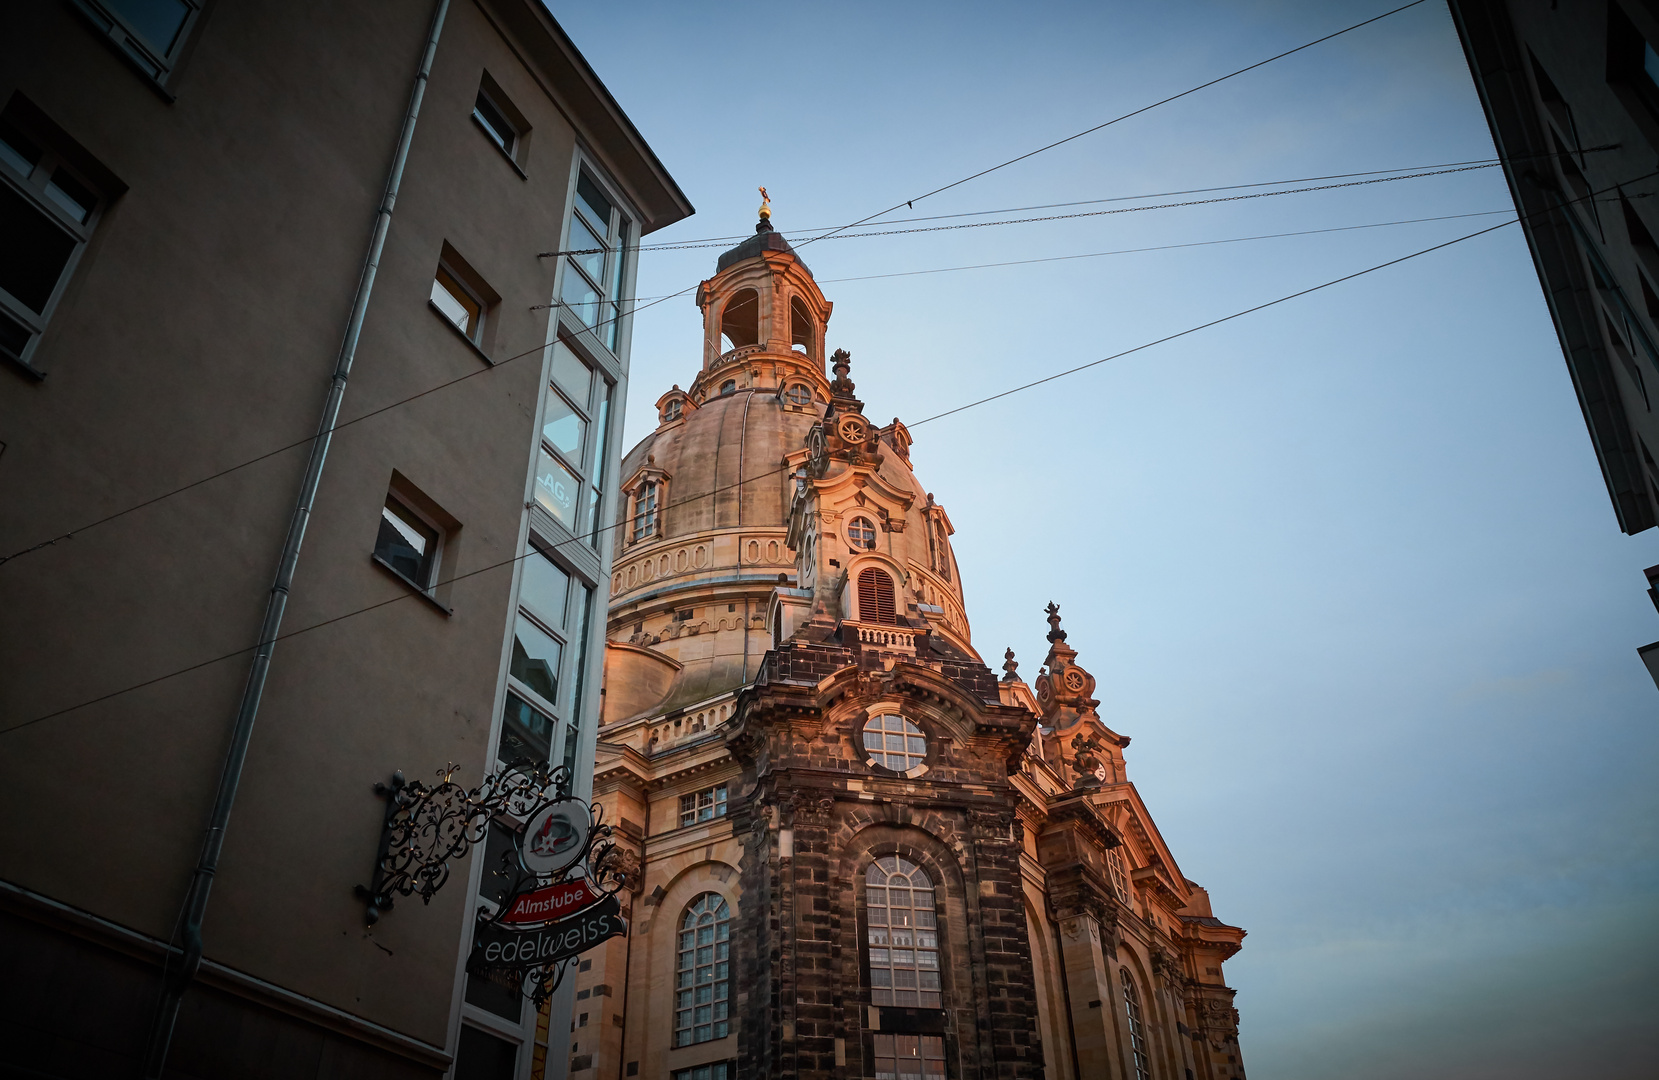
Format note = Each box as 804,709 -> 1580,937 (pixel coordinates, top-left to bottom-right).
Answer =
520,800 -> 591,877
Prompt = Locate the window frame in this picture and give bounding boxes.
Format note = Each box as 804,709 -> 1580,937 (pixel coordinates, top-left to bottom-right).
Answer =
0,118 -> 107,377
846,516 -> 877,551
430,264 -> 485,344
532,336 -> 614,545
862,855 -> 943,1010
69,0 -> 205,94
862,712 -> 929,777
678,784 -> 729,828
559,166 -> 633,352
1121,968 -> 1153,1080
673,892 -> 733,1047
372,494 -> 443,591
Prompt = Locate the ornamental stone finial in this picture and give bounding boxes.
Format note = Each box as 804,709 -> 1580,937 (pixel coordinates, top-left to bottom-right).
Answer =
1002,647 -> 1019,682
1045,601 -> 1066,643
830,348 -> 855,395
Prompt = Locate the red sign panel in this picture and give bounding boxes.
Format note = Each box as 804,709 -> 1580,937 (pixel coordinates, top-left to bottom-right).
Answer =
500,878 -> 603,927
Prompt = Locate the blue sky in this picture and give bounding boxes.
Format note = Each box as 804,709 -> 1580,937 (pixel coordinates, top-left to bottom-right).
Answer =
551,1 -> 1659,1075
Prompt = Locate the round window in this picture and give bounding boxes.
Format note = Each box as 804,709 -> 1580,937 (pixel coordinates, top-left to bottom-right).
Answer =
863,714 -> 926,773
785,383 -> 812,406
847,516 -> 877,550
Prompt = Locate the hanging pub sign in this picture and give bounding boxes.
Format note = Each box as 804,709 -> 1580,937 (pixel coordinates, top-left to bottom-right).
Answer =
465,766 -> 629,1005
355,760 -> 629,1006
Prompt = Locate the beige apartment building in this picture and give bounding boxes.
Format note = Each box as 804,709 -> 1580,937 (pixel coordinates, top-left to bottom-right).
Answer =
0,1 -> 689,1077
571,209 -> 1249,1080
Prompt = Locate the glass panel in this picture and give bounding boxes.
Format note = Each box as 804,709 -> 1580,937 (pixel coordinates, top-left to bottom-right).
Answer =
0,184 -> 76,314
561,720 -> 579,777
0,308 -> 31,362
606,301 -> 621,351
108,0 -> 193,55
510,614 -> 562,704
561,265 -> 601,328
375,499 -> 437,584
570,584 -> 593,714
473,93 -> 514,153
533,449 -> 581,530
431,268 -> 479,336
576,172 -> 612,237
519,548 -> 569,629
610,219 -> 628,298
550,340 -> 592,411
499,691 -> 553,768
454,1023 -> 520,1080
0,118 -> 41,177
567,212 -> 606,286
44,170 -> 94,224
591,384 -> 612,480
542,386 -> 587,463
1647,41 -> 1659,90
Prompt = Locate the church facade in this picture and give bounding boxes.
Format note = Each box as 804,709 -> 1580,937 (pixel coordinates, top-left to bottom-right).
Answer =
566,205 -> 1248,1080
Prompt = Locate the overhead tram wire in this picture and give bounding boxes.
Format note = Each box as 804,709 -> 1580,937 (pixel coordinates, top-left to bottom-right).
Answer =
22,168 -> 1656,739
0,163 -> 1528,569
580,210 -> 1519,305
547,146 -> 1618,255
789,0 -> 1432,250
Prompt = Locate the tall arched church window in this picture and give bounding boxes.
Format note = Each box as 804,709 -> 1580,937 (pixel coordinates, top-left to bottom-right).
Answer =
847,516 -> 877,550
790,295 -> 814,356
1121,968 -> 1152,1080
856,567 -> 896,624
720,288 -> 759,350
1107,847 -> 1129,903
632,481 -> 658,542
675,893 -> 732,1046
865,856 -> 941,1008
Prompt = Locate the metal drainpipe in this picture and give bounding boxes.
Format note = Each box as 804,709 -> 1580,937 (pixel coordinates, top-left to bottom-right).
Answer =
141,2 -> 450,1073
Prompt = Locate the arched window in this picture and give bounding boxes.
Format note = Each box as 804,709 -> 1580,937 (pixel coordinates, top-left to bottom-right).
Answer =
720,288 -> 759,350
856,567 -> 896,624
675,894 -> 732,1046
865,856 -> 941,1008
784,383 -> 812,407
790,295 -> 814,356
1121,968 -> 1151,1080
663,398 -> 682,422
719,379 -> 737,396
1107,847 -> 1129,903
632,481 -> 658,542
863,714 -> 926,773
847,516 -> 877,550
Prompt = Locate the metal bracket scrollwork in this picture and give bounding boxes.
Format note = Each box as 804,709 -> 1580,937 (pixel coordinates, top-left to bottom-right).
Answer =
355,760 -> 569,926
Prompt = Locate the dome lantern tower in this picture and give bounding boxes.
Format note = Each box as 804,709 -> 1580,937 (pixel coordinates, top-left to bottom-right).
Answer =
691,199 -> 833,406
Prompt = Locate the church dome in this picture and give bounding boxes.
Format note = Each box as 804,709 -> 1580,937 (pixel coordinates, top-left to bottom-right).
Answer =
602,213 -> 968,728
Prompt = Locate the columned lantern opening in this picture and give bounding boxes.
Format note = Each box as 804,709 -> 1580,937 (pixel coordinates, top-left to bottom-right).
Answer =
720,288 -> 759,351
790,295 -> 814,359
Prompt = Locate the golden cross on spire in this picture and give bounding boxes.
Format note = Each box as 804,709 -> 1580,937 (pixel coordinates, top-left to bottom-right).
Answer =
758,186 -> 771,219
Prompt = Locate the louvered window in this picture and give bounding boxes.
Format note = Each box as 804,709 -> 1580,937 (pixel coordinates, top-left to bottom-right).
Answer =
857,568 -> 896,625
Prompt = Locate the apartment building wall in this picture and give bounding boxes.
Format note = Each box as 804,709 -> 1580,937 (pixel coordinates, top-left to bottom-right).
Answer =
1448,0 -> 1659,678
0,1 -> 689,1075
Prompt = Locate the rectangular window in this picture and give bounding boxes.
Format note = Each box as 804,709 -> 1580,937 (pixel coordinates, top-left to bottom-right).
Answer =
453,1024 -> 520,1080
510,614 -> 563,707
0,105 -> 112,375
561,169 -> 632,351
374,496 -> 440,588
71,0 -> 203,86
499,691 -> 554,769
431,266 -> 482,338
679,785 -> 728,828
471,73 -> 530,168
535,339 -> 613,546
871,1034 -> 946,1080
672,1065 -> 732,1080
